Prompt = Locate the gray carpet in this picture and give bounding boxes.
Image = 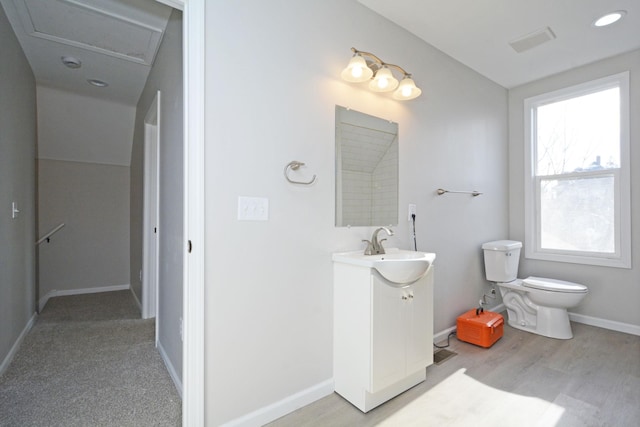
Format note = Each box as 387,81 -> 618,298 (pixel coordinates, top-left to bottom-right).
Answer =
0,291 -> 181,426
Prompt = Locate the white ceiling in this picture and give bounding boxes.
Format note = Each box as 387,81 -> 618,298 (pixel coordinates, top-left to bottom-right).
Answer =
1,0 -> 172,105
358,0 -> 640,88
4,0 -> 637,105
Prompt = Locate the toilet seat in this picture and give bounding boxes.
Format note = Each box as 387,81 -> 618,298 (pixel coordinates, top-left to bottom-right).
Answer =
523,276 -> 587,293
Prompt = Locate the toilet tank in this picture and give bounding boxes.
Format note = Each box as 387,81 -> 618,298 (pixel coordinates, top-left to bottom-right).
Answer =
482,240 -> 522,282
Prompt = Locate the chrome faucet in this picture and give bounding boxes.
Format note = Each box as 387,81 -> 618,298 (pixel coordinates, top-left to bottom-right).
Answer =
362,227 -> 394,255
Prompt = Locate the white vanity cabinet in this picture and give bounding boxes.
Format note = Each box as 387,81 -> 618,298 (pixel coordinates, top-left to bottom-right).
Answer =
333,255 -> 434,413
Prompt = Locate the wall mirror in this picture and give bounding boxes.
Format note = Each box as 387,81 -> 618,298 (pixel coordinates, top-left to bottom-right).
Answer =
335,106 -> 399,227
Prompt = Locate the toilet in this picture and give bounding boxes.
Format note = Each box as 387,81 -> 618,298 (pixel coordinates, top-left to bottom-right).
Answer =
482,240 -> 588,339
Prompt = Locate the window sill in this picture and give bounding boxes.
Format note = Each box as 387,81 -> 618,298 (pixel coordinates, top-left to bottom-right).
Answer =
524,250 -> 631,269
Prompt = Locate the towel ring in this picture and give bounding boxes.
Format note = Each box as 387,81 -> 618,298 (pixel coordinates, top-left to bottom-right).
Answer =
284,161 -> 316,185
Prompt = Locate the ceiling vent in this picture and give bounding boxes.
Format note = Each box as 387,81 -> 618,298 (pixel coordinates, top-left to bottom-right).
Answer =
61,56 -> 81,69
509,27 -> 556,53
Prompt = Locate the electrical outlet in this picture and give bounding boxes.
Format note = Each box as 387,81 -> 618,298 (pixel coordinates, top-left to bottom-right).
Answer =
408,204 -> 417,221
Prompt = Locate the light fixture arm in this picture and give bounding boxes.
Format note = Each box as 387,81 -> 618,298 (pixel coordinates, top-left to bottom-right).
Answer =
351,47 -> 411,77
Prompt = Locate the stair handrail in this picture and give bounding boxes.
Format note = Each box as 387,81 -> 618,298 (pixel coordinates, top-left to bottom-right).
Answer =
36,223 -> 65,245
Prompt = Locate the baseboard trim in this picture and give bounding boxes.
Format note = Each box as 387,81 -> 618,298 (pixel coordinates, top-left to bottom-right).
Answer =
157,341 -> 183,398
130,287 -> 142,312
435,303 -> 639,337
434,325 -> 457,345
0,313 -> 37,376
39,284 -> 131,312
489,303 -> 506,314
485,303 -> 639,336
569,312 -> 640,336
222,379 -> 334,427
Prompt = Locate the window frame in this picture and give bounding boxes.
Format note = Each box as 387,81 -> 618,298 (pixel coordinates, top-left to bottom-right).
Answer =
524,72 -> 631,268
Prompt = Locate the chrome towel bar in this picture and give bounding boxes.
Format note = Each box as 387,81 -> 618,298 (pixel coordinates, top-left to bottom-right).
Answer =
437,188 -> 482,197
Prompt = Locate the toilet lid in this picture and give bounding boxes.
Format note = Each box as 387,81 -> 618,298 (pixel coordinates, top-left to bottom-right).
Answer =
523,276 -> 588,293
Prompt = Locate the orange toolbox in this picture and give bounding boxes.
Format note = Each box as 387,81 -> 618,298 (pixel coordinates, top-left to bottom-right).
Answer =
456,308 -> 504,348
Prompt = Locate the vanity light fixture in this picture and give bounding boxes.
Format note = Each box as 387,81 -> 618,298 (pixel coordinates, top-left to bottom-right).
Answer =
341,47 -> 422,101
369,66 -> 398,92
593,10 -> 626,27
341,53 -> 373,82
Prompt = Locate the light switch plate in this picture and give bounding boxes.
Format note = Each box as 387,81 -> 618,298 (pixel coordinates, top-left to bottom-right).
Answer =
238,196 -> 269,221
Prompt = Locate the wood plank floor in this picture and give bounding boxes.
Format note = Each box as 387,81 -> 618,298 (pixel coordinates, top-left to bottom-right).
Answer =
268,321 -> 640,426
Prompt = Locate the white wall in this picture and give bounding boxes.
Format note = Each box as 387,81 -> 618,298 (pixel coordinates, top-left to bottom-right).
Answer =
38,159 -> 130,300
36,86 -> 135,167
130,9 -> 183,385
0,2 -> 36,372
509,50 -> 640,328
36,86 -> 134,304
35,58 -> 139,305
204,1 -> 508,425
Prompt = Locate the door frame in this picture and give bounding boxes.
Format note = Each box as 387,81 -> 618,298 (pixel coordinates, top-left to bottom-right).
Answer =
154,0 -> 205,423
142,91 -> 161,332
181,0 -> 205,425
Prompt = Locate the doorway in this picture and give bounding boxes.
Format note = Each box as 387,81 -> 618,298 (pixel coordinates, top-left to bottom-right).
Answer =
143,91 -> 161,333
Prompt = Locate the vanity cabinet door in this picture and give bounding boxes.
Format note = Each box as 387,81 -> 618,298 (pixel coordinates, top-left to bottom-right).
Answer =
370,272 -> 433,393
405,272 -> 433,374
370,275 -> 406,393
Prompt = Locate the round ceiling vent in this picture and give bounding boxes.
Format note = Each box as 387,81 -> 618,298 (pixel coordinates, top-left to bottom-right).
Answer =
87,79 -> 109,87
61,56 -> 82,69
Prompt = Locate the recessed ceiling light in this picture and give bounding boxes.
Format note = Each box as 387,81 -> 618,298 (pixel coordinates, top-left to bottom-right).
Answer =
87,79 -> 109,87
593,10 -> 626,27
61,56 -> 81,69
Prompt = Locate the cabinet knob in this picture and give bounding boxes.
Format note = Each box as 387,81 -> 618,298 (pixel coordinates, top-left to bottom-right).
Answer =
408,294 -> 414,299
401,295 -> 408,300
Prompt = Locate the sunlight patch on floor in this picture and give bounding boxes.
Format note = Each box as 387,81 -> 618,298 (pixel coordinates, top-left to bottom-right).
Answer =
378,369 -> 565,426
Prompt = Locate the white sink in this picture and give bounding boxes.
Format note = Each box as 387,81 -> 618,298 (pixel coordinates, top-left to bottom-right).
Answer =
332,248 -> 436,285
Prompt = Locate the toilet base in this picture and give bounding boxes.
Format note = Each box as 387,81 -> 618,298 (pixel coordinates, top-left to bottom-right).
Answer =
506,306 -> 573,340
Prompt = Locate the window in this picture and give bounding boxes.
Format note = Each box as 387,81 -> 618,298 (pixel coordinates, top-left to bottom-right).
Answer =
524,72 -> 630,268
